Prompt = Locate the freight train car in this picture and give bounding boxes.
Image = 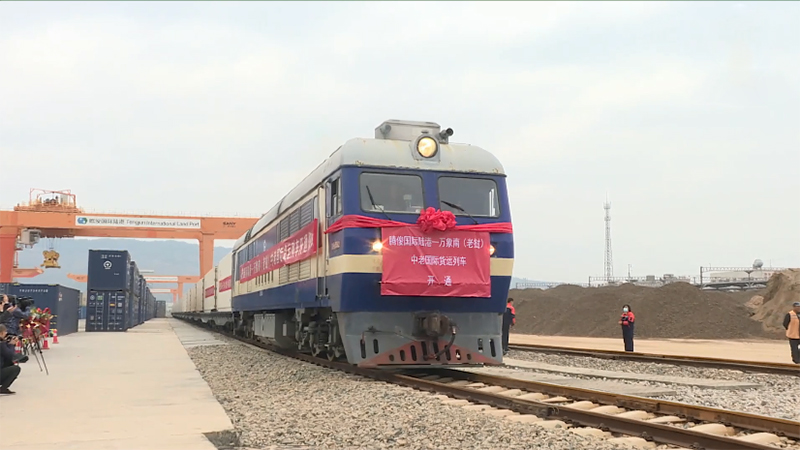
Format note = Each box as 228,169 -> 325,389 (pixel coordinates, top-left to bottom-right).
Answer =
174,120 -> 514,368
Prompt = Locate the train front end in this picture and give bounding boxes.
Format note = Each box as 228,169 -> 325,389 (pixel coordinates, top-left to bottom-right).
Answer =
326,120 -> 514,368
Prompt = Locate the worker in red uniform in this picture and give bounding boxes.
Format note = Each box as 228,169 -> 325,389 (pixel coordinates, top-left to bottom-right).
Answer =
783,302 -> 800,364
618,304 -> 635,352
502,298 -> 516,355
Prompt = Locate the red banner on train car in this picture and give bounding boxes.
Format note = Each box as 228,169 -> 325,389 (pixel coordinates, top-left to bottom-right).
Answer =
218,276 -> 232,292
205,285 -> 216,298
239,219 -> 318,283
380,227 -> 491,297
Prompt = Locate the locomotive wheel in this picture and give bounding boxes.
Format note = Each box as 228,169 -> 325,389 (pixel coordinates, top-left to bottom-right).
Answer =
327,346 -> 345,361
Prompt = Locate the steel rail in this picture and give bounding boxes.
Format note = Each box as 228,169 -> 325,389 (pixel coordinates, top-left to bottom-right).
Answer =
185,320 -> 795,450
509,343 -> 800,376
391,373 -> 784,450
430,368 -> 800,440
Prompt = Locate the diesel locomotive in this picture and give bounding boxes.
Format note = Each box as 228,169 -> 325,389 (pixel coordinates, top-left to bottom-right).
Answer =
173,120 -> 514,368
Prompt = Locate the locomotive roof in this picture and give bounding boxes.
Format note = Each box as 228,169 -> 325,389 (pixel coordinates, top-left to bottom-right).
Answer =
234,135 -> 505,250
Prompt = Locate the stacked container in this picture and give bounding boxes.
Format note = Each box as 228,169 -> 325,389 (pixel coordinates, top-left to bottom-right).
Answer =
86,250 -> 132,332
156,300 -> 167,318
85,250 -> 156,332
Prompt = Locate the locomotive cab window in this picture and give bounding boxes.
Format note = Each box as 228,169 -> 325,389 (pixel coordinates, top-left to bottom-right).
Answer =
327,177 -> 342,218
438,177 -> 500,218
359,172 -> 425,214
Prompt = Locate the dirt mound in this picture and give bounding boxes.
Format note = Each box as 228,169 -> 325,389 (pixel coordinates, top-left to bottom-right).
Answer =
510,282 -> 781,340
745,295 -> 764,312
750,269 -> 800,333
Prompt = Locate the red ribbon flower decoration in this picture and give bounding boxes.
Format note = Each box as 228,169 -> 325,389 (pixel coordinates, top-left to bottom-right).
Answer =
416,207 -> 457,233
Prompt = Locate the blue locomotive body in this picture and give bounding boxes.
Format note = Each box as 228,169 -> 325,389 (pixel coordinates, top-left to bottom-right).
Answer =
177,120 -> 514,368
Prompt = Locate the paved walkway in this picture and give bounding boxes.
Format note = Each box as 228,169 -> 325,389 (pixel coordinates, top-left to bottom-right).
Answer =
502,358 -> 761,390
0,318 -> 233,450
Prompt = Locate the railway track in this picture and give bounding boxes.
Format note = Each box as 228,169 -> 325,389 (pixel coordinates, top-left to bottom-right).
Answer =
184,320 -> 799,450
509,343 -> 800,376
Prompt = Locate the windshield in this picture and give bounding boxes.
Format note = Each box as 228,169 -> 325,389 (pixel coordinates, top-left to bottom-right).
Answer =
438,177 -> 499,218
359,172 -> 425,214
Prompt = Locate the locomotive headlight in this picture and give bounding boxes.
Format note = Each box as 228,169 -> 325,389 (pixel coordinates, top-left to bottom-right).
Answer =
372,241 -> 383,252
416,136 -> 438,158
489,245 -> 496,256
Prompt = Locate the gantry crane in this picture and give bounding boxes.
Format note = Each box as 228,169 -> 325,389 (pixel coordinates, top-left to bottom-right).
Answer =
0,189 -> 258,283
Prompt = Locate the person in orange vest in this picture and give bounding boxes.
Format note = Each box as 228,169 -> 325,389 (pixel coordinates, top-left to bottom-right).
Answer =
618,304 -> 635,352
502,298 -> 516,355
782,302 -> 800,364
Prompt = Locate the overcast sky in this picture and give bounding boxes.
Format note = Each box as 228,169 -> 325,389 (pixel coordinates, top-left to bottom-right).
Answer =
1,2 -> 798,283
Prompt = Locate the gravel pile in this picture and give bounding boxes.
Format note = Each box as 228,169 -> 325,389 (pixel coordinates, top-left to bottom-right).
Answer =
508,350 -> 800,421
509,282 -> 779,339
188,340 -> 643,450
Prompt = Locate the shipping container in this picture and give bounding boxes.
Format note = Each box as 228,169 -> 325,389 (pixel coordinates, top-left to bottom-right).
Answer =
203,267 -> 216,312
0,282 -> 11,295
130,261 -> 141,298
194,281 -> 203,312
127,294 -> 138,329
156,300 -> 166,318
6,283 -> 80,336
142,287 -> 150,321
85,290 -> 130,332
78,305 -> 87,320
216,251 -> 234,312
87,250 -> 131,291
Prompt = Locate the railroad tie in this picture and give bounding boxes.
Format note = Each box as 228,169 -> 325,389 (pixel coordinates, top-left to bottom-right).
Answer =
737,433 -> 782,445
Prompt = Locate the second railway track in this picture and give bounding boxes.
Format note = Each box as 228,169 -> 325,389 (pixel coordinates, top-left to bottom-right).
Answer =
509,343 -> 800,376
184,320 -> 800,450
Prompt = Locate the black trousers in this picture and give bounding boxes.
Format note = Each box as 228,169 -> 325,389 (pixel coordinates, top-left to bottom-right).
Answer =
790,339 -> 800,363
622,327 -> 634,352
1,365 -> 20,389
502,324 -> 511,353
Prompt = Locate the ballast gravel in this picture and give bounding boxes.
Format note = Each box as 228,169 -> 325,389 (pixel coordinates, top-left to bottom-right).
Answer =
188,341 -> 639,450
508,350 -> 800,421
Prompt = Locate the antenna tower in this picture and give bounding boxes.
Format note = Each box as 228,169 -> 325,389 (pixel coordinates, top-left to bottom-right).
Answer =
604,199 -> 613,278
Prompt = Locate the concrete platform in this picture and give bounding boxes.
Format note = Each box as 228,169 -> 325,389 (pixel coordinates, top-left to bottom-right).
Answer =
463,366 -> 678,397
503,358 -> 762,390
511,334 -> 791,364
0,318 -> 233,450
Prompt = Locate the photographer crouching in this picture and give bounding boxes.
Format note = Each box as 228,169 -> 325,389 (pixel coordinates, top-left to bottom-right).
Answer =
0,324 -> 23,395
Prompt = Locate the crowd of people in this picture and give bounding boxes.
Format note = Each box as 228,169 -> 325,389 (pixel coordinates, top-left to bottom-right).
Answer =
0,294 -> 31,395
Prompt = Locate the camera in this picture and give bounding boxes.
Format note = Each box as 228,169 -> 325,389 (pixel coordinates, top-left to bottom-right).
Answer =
2,295 -> 34,311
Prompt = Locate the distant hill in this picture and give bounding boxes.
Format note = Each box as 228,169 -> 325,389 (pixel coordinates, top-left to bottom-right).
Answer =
13,239 -> 547,299
14,239 -> 232,298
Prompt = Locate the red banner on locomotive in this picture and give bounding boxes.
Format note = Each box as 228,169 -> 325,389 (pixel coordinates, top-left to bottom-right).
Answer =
380,227 -> 491,297
239,219 -> 318,283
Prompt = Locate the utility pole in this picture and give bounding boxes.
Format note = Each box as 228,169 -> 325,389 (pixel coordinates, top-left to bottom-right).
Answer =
604,198 -> 613,279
